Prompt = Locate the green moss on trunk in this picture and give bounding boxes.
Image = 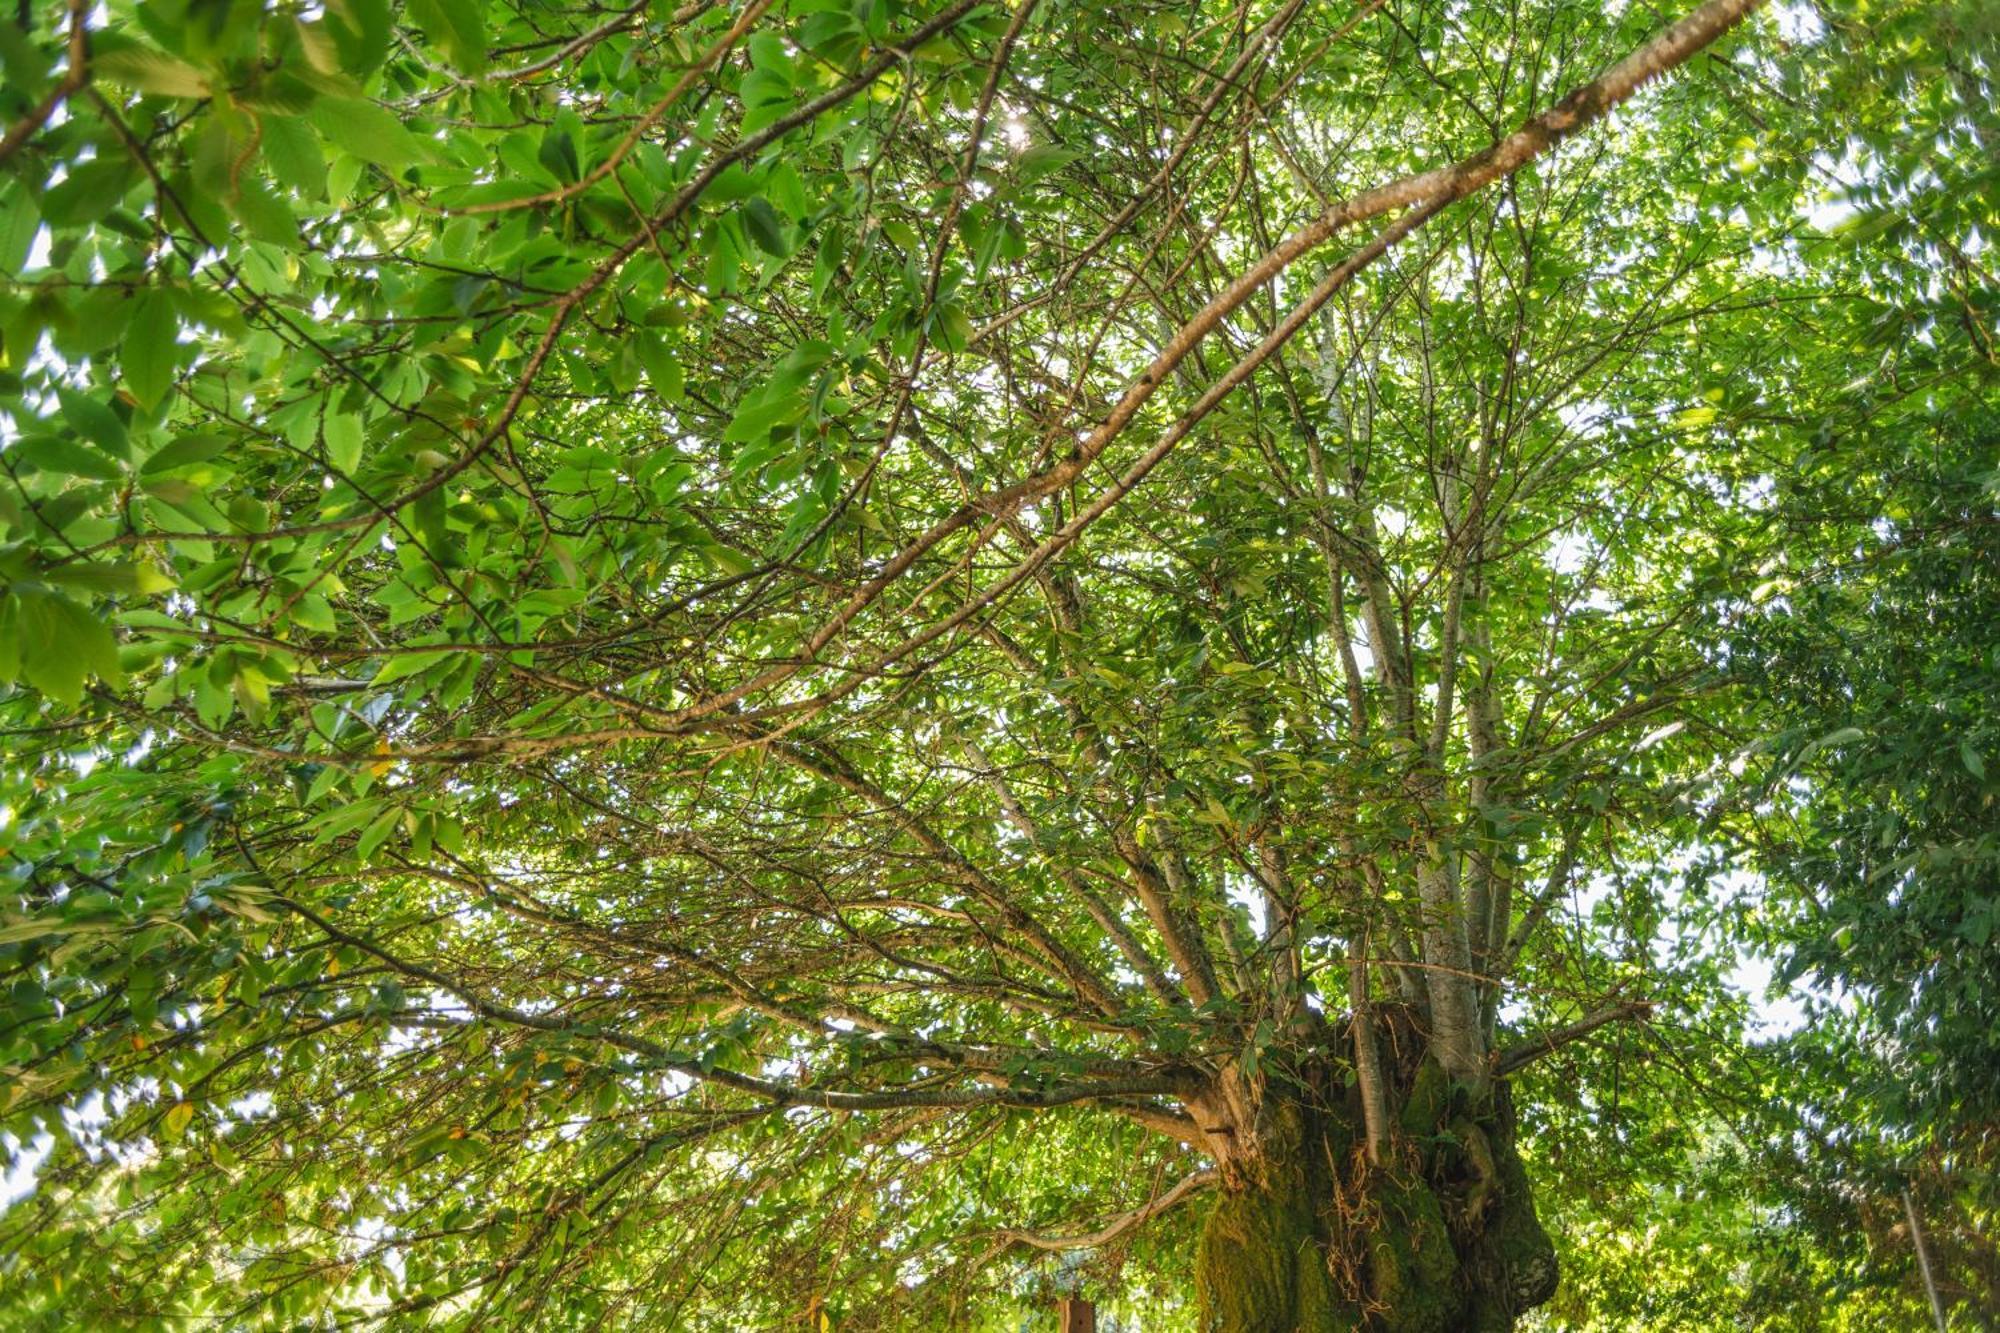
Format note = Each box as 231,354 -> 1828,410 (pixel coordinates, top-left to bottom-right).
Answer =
1193,1100 -> 1351,1331
1194,1073 -> 1555,1333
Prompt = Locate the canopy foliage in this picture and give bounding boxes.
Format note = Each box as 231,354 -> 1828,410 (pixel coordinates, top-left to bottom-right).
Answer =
0,0 -> 1993,1325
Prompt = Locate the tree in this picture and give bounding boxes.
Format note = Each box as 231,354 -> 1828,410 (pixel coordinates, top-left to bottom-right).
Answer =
0,0 -> 1977,1326
1730,292 -> 2000,1333
1703,12 -> 2000,1320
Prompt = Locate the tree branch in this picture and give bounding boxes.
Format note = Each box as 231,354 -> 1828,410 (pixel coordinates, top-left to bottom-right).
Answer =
990,1167 -> 1217,1253
1494,999 -> 1655,1077
0,0 -> 88,167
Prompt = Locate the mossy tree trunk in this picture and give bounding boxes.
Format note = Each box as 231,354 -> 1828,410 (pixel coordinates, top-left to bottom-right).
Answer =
1192,1045 -> 1557,1333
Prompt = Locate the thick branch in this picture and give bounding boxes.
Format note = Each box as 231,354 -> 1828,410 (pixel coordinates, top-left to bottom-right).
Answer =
1494,999 -> 1655,1077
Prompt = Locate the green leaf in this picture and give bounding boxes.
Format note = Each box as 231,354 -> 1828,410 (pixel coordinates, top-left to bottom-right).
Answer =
407,0 -> 488,74
292,593 -> 338,633
356,806 -> 403,861
705,165 -> 758,203
723,391 -> 802,444
742,197 -> 790,257
636,335 -> 684,402
0,190 -> 40,275
39,158 -> 135,225
7,588 -> 121,704
142,432 -> 232,475
10,434 -> 124,480
933,303 -> 972,353
308,98 -> 429,169
228,175 -> 300,248
122,291 -> 181,409
372,653 -> 436,687
261,115 -> 329,196
325,413 -> 364,474
537,129 -> 581,185
38,561 -> 175,597
58,389 -> 130,460
1013,144 -> 1081,185
321,0 -> 393,74
747,32 -> 792,80
94,44 -> 212,98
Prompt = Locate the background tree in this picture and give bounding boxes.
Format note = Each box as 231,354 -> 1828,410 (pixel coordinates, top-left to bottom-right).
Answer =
1730,259 -> 2000,1333
1523,3 -> 2000,1321
0,0 -> 1987,1327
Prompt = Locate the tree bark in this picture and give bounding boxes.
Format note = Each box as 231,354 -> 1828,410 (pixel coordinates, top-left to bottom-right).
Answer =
1193,1034 -> 1557,1331
1059,1296 -> 1097,1332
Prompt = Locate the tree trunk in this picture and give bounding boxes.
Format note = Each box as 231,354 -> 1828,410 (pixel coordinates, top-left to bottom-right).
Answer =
1193,1039 -> 1557,1332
